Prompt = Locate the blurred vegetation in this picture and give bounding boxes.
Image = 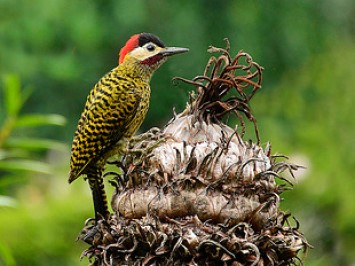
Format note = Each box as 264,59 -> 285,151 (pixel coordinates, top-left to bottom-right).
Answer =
0,0 -> 354,265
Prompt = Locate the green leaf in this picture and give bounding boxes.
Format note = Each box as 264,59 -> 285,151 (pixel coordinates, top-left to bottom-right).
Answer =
0,148 -> 30,160
4,137 -> 67,151
2,74 -> 22,116
0,196 -> 17,208
0,159 -> 52,174
0,149 -> 7,160
0,240 -> 16,266
0,174 -> 27,188
14,114 -> 67,127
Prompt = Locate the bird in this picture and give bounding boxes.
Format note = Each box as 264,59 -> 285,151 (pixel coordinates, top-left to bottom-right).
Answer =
68,33 -> 189,220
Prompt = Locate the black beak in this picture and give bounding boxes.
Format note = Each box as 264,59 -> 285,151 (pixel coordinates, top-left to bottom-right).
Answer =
159,47 -> 189,57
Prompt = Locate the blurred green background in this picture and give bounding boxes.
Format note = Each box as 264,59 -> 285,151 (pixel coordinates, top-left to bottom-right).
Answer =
0,0 -> 354,265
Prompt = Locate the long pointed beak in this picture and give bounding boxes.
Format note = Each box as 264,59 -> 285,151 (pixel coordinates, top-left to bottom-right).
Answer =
159,47 -> 189,57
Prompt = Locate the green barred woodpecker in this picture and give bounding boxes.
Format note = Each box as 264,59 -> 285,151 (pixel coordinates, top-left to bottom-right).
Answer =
69,33 -> 188,220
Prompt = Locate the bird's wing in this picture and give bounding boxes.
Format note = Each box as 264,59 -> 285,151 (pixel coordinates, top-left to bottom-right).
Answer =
69,77 -> 141,182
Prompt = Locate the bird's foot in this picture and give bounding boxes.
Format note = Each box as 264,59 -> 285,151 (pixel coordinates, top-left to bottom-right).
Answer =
128,137 -> 165,163
125,129 -> 171,166
128,127 -> 162,147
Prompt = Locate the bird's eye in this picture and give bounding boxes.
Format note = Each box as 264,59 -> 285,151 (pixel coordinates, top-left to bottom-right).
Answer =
146,44 -> 155,52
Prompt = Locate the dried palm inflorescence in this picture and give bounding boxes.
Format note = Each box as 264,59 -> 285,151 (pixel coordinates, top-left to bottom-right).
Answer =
79,40 -> 309,265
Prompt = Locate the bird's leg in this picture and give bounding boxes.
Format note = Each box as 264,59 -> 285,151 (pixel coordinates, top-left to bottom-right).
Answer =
128,127 -> 162,146
127,127 -> 164,155
127,139 -> 164,167
126,128 -> 172,165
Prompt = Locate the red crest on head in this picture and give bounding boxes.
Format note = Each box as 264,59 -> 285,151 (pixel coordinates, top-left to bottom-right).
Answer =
119,34 -> 140,64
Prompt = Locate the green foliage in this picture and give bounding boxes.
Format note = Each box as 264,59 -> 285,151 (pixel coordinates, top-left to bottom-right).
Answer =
0,74 -> 67,264
0,195 -> 16,208
255,41 -> 355,265
0,74 -> 66,180
0,186 -> 91,266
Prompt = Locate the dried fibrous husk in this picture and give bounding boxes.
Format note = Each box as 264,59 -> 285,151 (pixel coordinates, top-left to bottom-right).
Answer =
78,39 -> 310,266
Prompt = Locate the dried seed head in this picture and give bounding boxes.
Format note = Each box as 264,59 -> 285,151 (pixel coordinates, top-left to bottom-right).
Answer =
78,39 -> 309,266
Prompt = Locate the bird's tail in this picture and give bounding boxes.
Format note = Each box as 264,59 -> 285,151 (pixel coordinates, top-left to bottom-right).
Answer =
87,168 -> 110,220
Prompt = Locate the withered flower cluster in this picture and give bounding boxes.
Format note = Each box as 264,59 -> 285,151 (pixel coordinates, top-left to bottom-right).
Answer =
79,40 -> 309,266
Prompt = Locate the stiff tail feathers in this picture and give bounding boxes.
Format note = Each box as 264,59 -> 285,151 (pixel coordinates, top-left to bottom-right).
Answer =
87,168 -> 110,220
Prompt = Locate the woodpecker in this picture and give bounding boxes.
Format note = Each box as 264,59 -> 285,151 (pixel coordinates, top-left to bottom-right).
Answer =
69,33 -> 188,220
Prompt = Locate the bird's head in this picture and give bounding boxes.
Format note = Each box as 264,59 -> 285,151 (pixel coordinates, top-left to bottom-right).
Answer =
119,33 -> 188,71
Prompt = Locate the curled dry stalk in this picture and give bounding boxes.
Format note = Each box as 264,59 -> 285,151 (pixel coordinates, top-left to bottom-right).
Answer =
78,40 -> 310,266
174,38 -> 263,143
